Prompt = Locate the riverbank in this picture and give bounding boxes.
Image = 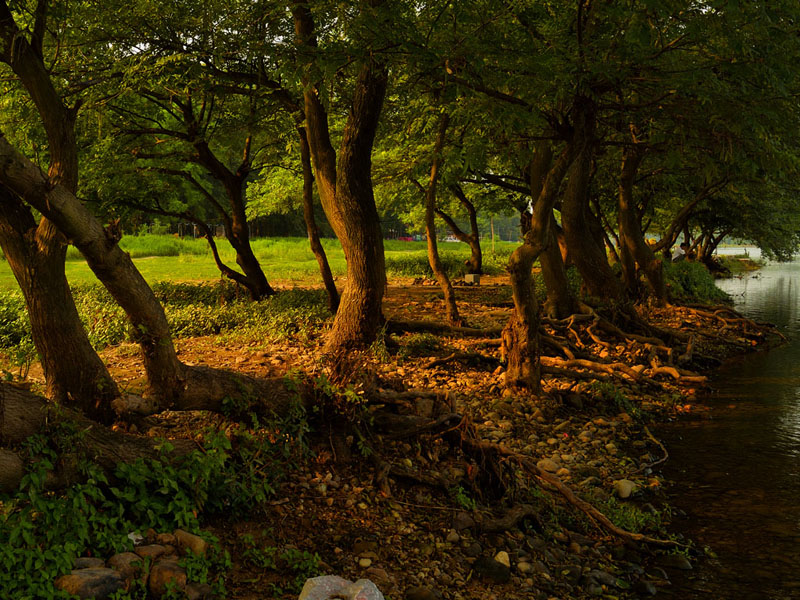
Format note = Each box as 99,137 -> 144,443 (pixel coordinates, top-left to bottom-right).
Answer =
2,275 -> 782,599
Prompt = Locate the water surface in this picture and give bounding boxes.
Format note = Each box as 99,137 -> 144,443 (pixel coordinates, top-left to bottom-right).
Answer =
662,261 -> 800,599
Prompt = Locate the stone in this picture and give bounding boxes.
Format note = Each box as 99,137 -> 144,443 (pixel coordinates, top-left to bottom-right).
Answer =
405,586 -> 440,600
613,479 -> 637,499
148,559 -> 187,598
156,532 -> 177,546
299,576 -> 353,600
464,542 -> 482,557
634,580 -> 658,595
185,582 -> 215,599
656,553 -> 693,570
464,273 -> 480,285
365,567 -> 391,588
536,458 -> 560,473
54,568 -> 124,599
338,579 -> 385,600
74,557 -> 105,569
560,564 -> 582,583
134,544 -> 167,560
445,530 -> 460,544
107,552 -> 143,581
588,569 -> 617,587
174,529 -> 208,556
517,562 -> 533,574
493,551 -> 510,568
555,467 -> 571,478
453,512 -> 475,531
359,558 -> 373,568
472,556 -> 511,584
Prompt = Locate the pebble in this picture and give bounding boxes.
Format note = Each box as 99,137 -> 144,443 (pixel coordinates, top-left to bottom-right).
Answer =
472,556 -> 511,583
446,530 -> 460,544
537,458 -> 561,473
359,558 -> 373,568
613,479 -> 637,499
517,561 -> 533,574
453,512 -> 475,531
657,553 -> 693,570
493,551 -> 510,568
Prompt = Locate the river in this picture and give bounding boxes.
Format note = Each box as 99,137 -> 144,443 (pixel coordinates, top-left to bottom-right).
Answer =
661,259 -> 800,600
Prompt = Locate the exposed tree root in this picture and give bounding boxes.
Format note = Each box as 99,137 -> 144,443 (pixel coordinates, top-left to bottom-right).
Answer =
423,351 -> 502,370
387,319 -> 503,338
636,426 -> 669,472
481,504 -> 543,533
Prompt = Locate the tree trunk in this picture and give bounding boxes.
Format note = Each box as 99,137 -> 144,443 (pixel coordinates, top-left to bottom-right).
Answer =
502,140 -> 577,388
540,216 -> 578,319
293,2 -> 388,352
0,189 -> 119,421
617,146 -> 667,305
440,185 -> 482,274
423,114 -> 460,326
298,126 -> 339,313
225,183 -> 275,300
560,99 -> 626,304
0,9 -> 119,419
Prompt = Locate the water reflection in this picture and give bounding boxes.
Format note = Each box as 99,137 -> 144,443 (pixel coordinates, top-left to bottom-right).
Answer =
663,261 -> 800,599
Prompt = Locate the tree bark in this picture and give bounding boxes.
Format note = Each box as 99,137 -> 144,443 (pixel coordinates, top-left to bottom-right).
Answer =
0,5 -> 119,419
0,188 -> 119,420
560,98 -> 626,304
298,125 -> 339,313
540,215 -> 578,319
617,146 -> 667,305
423,114 -> 460,325
293,2 -> 388,352
438,184 -> 482,274
503,140 -> 577,388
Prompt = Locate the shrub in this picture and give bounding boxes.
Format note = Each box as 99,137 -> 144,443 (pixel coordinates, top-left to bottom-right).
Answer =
664,261 -> 730,303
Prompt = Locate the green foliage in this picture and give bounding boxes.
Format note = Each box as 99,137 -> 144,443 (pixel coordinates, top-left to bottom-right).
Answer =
450,485 -> 478,511
664,261 -> 730,303
596,497 -> 664,534
589,382 -> 641,419
240,534 -> 320,595
0,403 -> 311,598
0,282 -> 330,357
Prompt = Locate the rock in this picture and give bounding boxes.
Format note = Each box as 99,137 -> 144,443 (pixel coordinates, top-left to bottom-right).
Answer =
613,479 -> 637,499
588,569 -> 617,587
134,544 -> 168,560
555,467 -> 571,478
299,576 -> 352,600
405,586 -> 440,600
174,529 -> 208,556
559,564 -> 582,583
149,559 -> 187,598
156,532 -> 177,546
566,394 -> 583,410
493,551 -> 510,568
185,582 -> 215,599
74,557 -> 105,569
359,558 -> 373,568
453,512 -> 475,531
656,553 -> 692,570
517,562 -> 533,574
464,542 -> 482,558
365,567 -> 391,588
634,580 -> 658,595
338,579 -> 385,600
54,568 -> 124,599
446,530 -> 460,544
107,552 -> 143,581
536,458 -> 560,473
472,556 -> 511,584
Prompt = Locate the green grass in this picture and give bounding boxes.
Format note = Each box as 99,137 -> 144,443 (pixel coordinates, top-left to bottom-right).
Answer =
0,236 -> 521,291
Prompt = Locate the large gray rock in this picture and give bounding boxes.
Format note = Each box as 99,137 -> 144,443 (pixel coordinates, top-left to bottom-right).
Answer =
54,568 -> 124,599
299,576 -> 385,600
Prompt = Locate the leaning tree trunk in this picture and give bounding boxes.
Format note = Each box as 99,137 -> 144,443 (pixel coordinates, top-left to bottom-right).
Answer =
617,146 -> 667,305
298,126 -> 339,313
0,10 -> 120,420
560,100 -> 626,305
424,114 -> 461,326
502,140 -> 576,388
441,184 -> 482,274
294,2 -> 388,352
0,132 -> 297,413
0,189 -> 119,422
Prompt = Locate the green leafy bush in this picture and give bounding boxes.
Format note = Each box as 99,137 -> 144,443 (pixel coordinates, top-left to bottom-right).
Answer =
664,261 -> 730,303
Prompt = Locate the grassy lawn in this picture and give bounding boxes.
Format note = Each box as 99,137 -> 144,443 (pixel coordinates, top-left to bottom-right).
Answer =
0,235 -> 520,291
